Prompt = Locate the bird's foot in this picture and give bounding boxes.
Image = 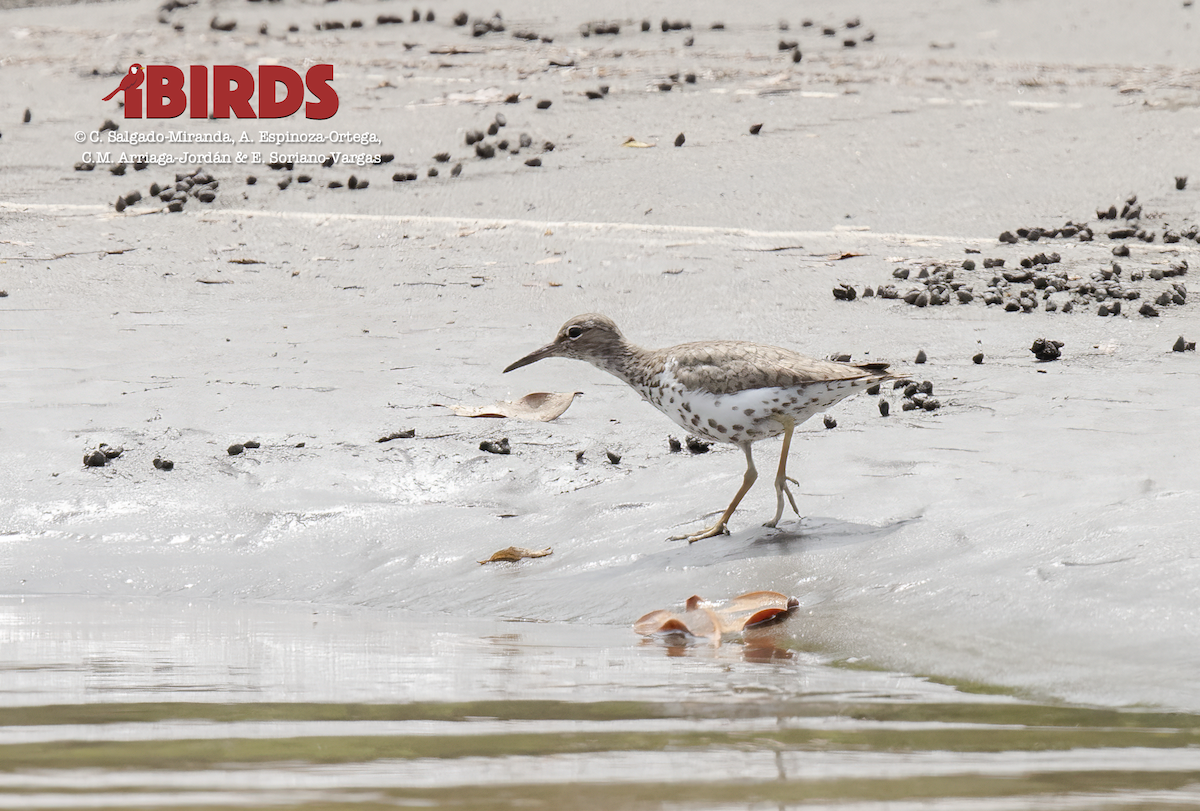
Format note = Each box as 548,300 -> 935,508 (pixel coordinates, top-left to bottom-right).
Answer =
668,523 -> 730,544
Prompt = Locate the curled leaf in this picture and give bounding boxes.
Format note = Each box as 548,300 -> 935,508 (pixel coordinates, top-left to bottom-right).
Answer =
447,391 -> 582,421
479,546 -> 552,564
622,137 -> 655,148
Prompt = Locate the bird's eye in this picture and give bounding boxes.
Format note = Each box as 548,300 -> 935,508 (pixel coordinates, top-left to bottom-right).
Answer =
567,326 -> 584,339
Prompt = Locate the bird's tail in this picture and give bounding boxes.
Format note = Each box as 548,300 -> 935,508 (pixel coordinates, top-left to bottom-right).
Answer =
102,88 -> 119,102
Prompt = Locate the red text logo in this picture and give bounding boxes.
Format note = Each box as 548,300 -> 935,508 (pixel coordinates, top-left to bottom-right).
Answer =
106,64 -> 338,120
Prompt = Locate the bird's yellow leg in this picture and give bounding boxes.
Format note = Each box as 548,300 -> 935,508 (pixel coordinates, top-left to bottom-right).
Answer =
671,443 -> 758,543
764,419 -> 800,528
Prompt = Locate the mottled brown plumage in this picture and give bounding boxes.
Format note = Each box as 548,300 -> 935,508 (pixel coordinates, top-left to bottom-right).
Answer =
505,313 -> 892,542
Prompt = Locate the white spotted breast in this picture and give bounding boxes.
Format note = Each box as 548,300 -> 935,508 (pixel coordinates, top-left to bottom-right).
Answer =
628,361 -> 873,445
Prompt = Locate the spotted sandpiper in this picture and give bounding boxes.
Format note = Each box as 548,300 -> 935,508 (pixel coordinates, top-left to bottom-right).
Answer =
504,314 -> 893,543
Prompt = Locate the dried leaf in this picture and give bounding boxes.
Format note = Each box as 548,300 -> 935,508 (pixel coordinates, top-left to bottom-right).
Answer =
622,137 -> 655,148
447,391 -> 582,421
634,591 -> 797,641
479,546 -> 552,564
535,257 -> 562,265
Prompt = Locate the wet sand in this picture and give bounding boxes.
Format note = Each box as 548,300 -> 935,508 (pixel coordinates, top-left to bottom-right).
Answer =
2,0 -> 1200,807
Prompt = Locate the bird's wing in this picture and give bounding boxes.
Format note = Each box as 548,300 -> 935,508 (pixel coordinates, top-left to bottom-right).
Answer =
662,341 -> 888,395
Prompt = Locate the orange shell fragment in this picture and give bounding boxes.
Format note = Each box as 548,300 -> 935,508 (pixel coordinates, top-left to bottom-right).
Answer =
633,591 -> 798,640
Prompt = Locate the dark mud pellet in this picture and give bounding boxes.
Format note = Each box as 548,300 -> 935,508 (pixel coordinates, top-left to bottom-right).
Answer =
779,39 -> 798,51
893,267 -> 910,279
353,179 -> 368,190
480,437 -> 511,455
378,429 -> 416,442
378,14 -> 404,24
1030,338 -> 1063,361
536,100 -> 552,109
922,398 -> 941,411
823,415 -> 837,429
518,133 -> 532,148
167,200 -> 184,212
153,458 -> 175,471
749,123 -> 762,135
863,286 -> 874,297
1113,245 -> 1130,257
668,436 -> 682,453
426,10 -> 434,21
901,400 -> 918,412
866,382 -> 881,395
465,130 -> 482,145
454,11 -> 468,25
505,93 -> 520,103
605,450 -> 621,465
487,121 -> 499,136
574,450 -> 586,463
658,82 -> 673,92
585,90 -> 604,100
451,163 -> 462,177
297,174 -> 311,183
434,152 -> 450,162
84,450 -> 107,467
685,73 -> 696,83
1139,303 -> 1159,317
246,176 -> 256,185
915,349 -> 927,364
322,156 -> 334,168
197,190 -> 216,202
956,290 -> 974,303
525,158 -> 542,167
878,399 -> 889,416
475,142 -> 495,159
278,178 -> 291,190
327,180 -> 342,188
74,161 -> 95,171
685,436 -> 710,454
674,133 -> 685,147
792,48 -> 802,63
973,352 -> 984,364
542,141 -> 555,152
999,231 -> 1018,244
23,108 -> 31,123
962,259 -> 975,270
427,167 -> 438,177
114,196 -> 127,212
1176,176 -> 1188,190
379,153 -> 394,164
1173,336 -> 1189,352
904,383 -> 918,399
227,444 -> 244,455
1098,304 -> 1110,316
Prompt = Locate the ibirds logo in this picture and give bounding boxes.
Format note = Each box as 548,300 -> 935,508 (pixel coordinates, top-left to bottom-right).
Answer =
102,63 -> 339,120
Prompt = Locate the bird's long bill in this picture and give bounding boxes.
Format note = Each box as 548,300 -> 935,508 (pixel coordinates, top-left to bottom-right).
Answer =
503,342 -> 559,373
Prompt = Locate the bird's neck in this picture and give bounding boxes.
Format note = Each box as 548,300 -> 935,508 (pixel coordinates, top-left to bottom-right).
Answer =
587,340 -> 655,388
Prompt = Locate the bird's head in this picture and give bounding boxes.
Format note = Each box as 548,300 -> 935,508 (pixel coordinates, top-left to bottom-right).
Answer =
129,64 -> 143,75
504,313 -> 627,373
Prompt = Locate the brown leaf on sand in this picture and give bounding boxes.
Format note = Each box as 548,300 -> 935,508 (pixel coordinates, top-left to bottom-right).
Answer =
634,591 -> 798,642
447,391 -> 582,421
479,546 -> 552,564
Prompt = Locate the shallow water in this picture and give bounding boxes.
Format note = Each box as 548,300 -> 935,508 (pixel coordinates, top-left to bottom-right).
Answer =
3,596 -> 1200,810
